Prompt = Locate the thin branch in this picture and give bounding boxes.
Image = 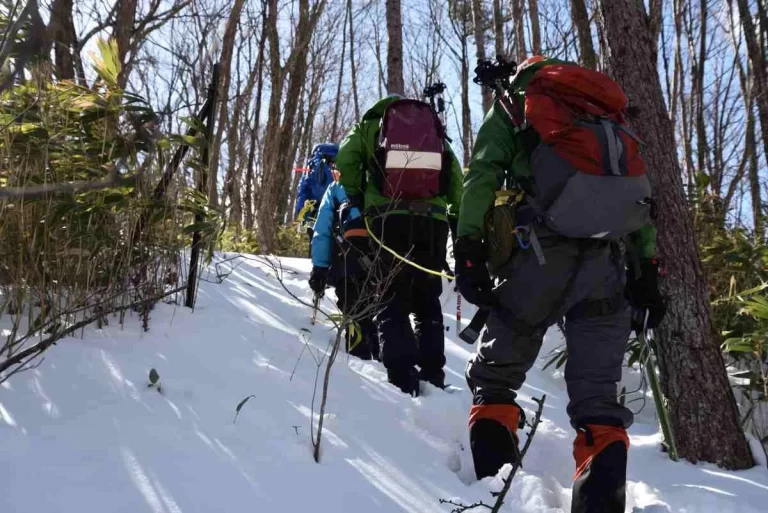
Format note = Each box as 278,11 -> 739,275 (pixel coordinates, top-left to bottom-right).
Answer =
0,285 -> 186,379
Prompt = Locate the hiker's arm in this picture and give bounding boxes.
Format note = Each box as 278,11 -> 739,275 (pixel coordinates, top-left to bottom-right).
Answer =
458,102 -> 516,239
337,124 -> 365,198
310,188 -> 335,269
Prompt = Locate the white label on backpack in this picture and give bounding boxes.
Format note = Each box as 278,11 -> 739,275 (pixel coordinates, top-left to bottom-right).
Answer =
591,231 -> 610,239
391,143 -> 410,150
385,150 -> 442,170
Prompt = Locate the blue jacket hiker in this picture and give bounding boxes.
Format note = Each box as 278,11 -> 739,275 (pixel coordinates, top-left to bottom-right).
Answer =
295,143 -> 340,224
308,182 -> 379,361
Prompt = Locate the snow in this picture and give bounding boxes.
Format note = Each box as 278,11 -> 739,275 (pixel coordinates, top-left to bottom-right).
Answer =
1,253 -> 767,513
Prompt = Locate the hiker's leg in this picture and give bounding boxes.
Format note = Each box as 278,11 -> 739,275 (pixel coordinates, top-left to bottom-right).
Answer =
413,273 -> 445,384
564,252 -> 633,513
336,278 -> 372,360
413,218 -> 449,385
375,215 -> 419,394
465,235 -> 599,479
306,226 -> 314,258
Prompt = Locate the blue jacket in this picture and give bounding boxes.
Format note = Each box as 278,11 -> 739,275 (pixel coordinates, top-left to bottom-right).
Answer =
311,182 -> 363,268
295,143 -> 340,219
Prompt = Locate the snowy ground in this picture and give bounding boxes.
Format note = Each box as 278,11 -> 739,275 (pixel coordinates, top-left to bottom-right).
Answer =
1,254 -> 767,513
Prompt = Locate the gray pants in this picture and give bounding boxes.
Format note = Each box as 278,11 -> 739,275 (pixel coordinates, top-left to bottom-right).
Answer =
465,231 -> 634,429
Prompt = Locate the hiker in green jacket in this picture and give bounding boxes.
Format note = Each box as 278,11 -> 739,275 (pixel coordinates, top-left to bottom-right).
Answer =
454,56 -> 666,513
336,95 -> 464,396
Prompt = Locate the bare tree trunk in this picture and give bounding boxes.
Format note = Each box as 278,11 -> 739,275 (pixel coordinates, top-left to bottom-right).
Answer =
737,0 -> 768,171
528,0 -> 542,55
461,41 -> 472,167
570,0 -> 597,69
373,19 -> 386,98
747,103 -> 763,239
598,0 -> 754,470
493,0 -> 505,58
511,0 -> 526,61
386,0 -> 404,95
348,0 -> 360,119
48,0 -> 75,80
331,5 -> 349,140
693,0 -> 709,179
472,0 -> 493,113
208,0 -> 246,208
115,0 -> 137,88
258,0 -> 327,250
244,5 -> 269,232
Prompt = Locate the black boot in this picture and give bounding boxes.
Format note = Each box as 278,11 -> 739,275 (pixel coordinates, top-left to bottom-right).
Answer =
387,366 -> 420,397
571,424 -> 628,513
346,330 -> 372,360
470,418 -> 519,479
419,367 -> 446,389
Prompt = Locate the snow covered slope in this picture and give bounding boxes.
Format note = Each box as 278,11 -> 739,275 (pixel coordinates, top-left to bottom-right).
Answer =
1,254 -> 767,513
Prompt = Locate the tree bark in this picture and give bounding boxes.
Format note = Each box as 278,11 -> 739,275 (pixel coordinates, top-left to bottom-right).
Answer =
511,0 -> 526,61
386,0 -> 404,95
348,0 -> 360,119
257,0 -> 327,251
528,0 -> 541,55
48,0 -> 75,80
493,0 -> 505,58
598,0 -> 754,470
244,3 -> 269,232
373,18 -> 386,98
472,0 -> 493,113
737,0 -> 768,176
331,5 -> 349,140
208,0 -> 246,208
747,103 -> 763,240
693,0 -> 709,179
570,0 -> 597,69
115,0 -> 137,88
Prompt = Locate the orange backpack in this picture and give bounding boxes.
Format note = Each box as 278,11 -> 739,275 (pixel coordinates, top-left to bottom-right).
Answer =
509,62 -> 653,240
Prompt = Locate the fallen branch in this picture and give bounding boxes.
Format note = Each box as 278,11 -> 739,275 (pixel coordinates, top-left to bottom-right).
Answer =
439,395 -> 547,513
0,285 -> 186,379
488,395 -> 546,512
0,172 -> 138,201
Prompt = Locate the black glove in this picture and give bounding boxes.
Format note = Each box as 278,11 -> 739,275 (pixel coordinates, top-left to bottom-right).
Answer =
348,193 -> 365,210
309,266 -> 329,295
454,237 -> 496,308
625,258 -> 667,332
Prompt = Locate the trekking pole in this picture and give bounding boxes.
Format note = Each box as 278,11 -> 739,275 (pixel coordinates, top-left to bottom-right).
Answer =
456,293 -> 462,333
310,293 -> 321,325
638,309 -> 678,461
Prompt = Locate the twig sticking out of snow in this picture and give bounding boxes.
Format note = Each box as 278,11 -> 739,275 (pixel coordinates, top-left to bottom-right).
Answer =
439,395 -> 547,513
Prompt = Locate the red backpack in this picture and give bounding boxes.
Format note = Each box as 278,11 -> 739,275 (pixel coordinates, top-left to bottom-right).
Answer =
510,63 -> 653,239
372,99 -> 450,200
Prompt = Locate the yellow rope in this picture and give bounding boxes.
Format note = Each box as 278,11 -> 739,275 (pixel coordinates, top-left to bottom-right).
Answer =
364,216 -> 455,281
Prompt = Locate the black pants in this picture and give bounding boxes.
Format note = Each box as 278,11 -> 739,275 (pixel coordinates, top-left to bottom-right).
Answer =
374,215 -> 448,377
335,275 -> 378,360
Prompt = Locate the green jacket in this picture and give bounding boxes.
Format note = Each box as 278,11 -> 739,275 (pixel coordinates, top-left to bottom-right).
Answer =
457,60 -> 657,259
336,96 -> 464,222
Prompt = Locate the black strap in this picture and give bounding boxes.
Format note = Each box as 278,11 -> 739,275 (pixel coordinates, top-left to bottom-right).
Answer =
365,201 -> 447,218
566,294 -> 626,320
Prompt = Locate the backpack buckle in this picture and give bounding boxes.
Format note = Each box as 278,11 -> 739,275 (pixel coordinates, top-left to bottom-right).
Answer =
407,202 -> 433,216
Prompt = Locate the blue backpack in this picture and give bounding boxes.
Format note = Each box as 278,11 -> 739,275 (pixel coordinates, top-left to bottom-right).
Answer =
296,143 -> 339,219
